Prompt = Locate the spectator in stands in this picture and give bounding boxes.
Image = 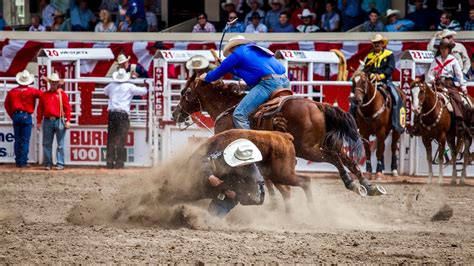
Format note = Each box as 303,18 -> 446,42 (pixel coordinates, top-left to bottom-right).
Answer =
291,0 -> 315,27
95,9 -> 117,32
51,10 -> 70,31
361,9 -> 384,32
221,0 -> 241,24
297,9 -> 320,32
192,12 -> 216,33
118,15 -> 131,32
273,11 -> 295,32
406,0 -> 438,31
320,1 -> 340,32
437,10 -> 461,31
104,68 -> 148,169
227,12 -> 245,33
40,0 -> 55,30
116,0 -> 128,28
361,0 -> 391,18
384,9 -> 414,32
464,7 -> 474,31
0,13 -> 7,31
120,0 -> 148,32
37,73 -> 71,171
468,55 -> 474,81
244,0 -> 266,25
264,0 -> 284,32
29,16 -> 47,32
338,0 -> 361,31
99,0 -> 119,13
4,70 -> 42,168
116,54 -> 148,78
427,29 -> 470,77
70,0 -> 96,31
282,0 -> 298,13
145,4 -> 158,32
245,12 -> 268,33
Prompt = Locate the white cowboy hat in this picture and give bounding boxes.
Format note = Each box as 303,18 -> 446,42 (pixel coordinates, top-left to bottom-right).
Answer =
223,35 -> 252,57
116,54 -> 130,64
268,0 -> 284,5
47,72 -> 61,82
439,29 -> 457,38
15,70 -> 34,85
298,9 -> 316,19
223,139 -> 263,167
386,9 -> 400,17
221,0 -> 236,9
246,0 -> 263,7
112,68 -> 131,82
370,33 -> 388,45
186,55 -> 210,70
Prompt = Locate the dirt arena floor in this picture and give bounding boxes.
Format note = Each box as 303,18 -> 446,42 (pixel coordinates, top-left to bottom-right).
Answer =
1,165 -> 473,264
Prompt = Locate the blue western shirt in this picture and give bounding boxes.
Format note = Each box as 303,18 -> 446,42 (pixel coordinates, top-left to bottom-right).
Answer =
205,44 -> 285,87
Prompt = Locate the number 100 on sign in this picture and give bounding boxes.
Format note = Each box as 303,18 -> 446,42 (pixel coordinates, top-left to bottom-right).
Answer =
70,147 -> 99,162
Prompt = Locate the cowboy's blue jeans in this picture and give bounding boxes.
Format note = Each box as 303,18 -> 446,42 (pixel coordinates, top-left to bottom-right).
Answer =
233,77 -> 290,129
12,112 -> 32,166
42,118 -> 66,167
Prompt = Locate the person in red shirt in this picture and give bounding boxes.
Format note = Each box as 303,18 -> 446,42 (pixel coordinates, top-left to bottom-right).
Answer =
36,73 -> 71,170
290,0 -> 316,28
4,70 -> 42,167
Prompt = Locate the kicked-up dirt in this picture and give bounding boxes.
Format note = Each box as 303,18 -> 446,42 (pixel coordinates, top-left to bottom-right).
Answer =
0,165 -> 473,264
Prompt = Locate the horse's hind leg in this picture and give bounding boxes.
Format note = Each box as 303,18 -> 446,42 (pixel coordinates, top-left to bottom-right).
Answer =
391,131 -> 401,177
461,135 -> 471,185
339,152 -> 385,196
422,137 -> 434,184
375,132 -> 386,180
447,136 -> 458,185
437,137 -> 447,185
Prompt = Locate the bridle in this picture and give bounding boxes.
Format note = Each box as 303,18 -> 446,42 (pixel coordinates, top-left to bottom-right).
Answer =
176,86 -> 214,134
354,73 -> 386,120
416,83 -> 445,131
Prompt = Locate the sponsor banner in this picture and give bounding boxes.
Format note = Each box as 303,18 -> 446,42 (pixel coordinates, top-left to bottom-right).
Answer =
65,127 -> 151,166
0,126 -> 38,163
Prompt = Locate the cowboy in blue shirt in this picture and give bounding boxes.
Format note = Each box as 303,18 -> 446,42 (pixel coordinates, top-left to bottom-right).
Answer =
201,35 -> 289,129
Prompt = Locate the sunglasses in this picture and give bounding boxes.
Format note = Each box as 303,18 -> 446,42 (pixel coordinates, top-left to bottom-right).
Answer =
198,16 -> 206,20
229,16 -> 237,19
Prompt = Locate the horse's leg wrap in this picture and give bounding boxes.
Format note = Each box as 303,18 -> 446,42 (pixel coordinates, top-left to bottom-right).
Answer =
376,158 -> 384,173
341,170 -> 355,190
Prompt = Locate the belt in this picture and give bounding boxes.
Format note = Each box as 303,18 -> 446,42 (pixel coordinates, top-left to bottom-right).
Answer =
14,110 -> 29,114
261,74 -> 287,81
45,116 -> 60,120
109,109 -> 128,114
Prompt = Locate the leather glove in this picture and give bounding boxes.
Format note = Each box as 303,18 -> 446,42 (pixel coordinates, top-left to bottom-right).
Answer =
199,73 -> 207,81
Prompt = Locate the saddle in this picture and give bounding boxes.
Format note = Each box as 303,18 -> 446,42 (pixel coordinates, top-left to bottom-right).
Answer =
251,89 -> 296,130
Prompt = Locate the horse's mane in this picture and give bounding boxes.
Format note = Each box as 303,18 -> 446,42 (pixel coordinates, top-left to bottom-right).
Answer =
352,70 -> 366,78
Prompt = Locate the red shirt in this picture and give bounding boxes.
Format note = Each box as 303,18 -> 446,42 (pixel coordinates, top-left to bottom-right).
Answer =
290,8 -> 317,27
4,85 -> 42,118
37,89 -> 72,124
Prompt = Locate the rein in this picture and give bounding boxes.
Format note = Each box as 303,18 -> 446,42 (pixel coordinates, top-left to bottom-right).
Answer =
419,87 -> 444,131
177,96 -> 215,135
356,78 -> 387,121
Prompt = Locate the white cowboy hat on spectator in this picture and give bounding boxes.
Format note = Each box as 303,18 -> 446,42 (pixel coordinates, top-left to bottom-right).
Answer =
47,72 -> 61,82
268,0 -> 284,5
298,9 -> 316,19
112,68 -> 131,82
116,54 -> 130,64
15,70 -> 34,85
223,35 -> 252,57
439,29 -> 457,38
370,33 -> 388,45
186,55 -> 210,70
223,139 -> 263,167
246,0 -> 263,7
221,0 -> 236,9
386,9 -> 400,17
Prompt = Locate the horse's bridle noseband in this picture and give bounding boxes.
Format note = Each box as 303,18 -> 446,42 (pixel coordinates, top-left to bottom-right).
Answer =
176,85 -> 214,134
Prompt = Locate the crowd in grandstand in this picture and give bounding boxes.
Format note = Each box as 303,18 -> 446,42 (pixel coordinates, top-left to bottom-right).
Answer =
0,0 -> 473,33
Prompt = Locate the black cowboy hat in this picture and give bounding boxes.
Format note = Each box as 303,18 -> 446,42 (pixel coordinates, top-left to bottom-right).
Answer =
248,12 -> 263,20
147,41 -> 169,50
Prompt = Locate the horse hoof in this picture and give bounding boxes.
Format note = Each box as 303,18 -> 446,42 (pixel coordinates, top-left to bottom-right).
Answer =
357,185 -> 368,197
392,169 -> 398,177
374,184 -> 387,195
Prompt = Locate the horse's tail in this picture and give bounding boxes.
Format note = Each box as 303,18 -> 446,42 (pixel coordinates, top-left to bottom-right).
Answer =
320,103 -> 364,160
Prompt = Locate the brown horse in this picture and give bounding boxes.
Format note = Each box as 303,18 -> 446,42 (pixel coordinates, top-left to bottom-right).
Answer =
157,129 -> 314,213
410,80 -> 471,185
352,71 -> 405,180
172,73 -> 386,197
